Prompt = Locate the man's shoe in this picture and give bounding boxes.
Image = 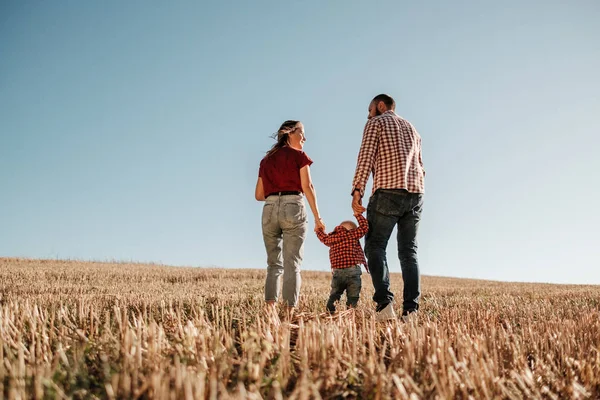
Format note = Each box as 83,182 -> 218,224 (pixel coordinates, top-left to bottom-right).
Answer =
401,310 -> 418,323
376,302 -> 396,321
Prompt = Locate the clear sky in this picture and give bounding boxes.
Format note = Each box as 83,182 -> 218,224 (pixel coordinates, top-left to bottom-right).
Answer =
1,1 -> 599,284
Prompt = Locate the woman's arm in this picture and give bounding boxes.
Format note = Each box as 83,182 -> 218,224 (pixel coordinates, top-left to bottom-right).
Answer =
300,165 -> 325,231
255,177 -> 265,201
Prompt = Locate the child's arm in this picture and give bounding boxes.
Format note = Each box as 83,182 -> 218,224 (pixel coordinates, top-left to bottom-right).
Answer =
352,213 -> 369,239
315,229 -> 331,246
315,229 -> 344,247
317,216 -> 367,245
336,213 -> 368,241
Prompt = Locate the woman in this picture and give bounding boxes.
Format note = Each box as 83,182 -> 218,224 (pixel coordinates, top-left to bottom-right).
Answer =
255,120 -> 325,313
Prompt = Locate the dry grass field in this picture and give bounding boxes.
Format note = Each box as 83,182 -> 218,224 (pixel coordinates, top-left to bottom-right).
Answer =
0,258 -> 599,399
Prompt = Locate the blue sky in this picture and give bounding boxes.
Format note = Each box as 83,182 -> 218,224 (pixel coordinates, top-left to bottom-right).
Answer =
1,1 -> 598,284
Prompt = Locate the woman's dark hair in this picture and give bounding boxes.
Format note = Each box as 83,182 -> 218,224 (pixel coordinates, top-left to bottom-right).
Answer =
264,120 -> 299,158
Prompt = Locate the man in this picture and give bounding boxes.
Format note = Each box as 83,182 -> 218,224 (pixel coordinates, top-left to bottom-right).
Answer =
351,94 -> 425,321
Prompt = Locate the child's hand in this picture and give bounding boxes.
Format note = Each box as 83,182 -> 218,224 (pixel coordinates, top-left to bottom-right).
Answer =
314,220 -> 326,232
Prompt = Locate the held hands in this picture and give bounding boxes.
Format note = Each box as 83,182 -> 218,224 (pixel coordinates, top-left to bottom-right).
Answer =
314,218 -> 326,233
352,191 -> 366,214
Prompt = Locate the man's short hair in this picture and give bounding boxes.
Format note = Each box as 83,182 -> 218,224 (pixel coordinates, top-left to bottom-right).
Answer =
372,94 -> 395,110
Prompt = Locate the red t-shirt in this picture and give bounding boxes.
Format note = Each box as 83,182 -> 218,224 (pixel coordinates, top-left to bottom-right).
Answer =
259,146 -> 313,196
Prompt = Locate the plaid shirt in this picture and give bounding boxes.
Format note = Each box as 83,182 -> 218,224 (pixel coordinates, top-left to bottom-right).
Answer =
352,110 -> 425,197
316,214 -> 369,272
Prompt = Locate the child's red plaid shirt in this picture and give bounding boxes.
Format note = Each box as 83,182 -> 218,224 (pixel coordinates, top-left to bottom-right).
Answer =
316,214 -> 369,272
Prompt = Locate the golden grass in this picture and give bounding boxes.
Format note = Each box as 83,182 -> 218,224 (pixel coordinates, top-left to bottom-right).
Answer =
0,257 -> 599,399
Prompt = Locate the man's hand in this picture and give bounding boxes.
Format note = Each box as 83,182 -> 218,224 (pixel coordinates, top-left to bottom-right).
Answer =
352,191 -> 366,214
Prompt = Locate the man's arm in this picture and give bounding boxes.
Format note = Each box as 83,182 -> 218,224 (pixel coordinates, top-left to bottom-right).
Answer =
351,119 -> 379,198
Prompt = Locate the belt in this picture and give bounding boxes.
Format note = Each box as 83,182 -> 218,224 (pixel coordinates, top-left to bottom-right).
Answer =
266,191 -> 302,197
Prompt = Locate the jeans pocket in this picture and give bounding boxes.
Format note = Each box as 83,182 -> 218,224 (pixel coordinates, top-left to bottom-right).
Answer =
374,192 -> 403,217
411,195 -> 424,218
283,201 -> 307,224
262,203 -> 274,226
343,265 -> 362,277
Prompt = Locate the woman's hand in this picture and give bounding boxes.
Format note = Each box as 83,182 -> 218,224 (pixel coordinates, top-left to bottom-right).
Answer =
315,218 -> 326,232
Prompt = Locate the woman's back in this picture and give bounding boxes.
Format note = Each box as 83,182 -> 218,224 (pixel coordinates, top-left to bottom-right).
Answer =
259,147 -> 312,197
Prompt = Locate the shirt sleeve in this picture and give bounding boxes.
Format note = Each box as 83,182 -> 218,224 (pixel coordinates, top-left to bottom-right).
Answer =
351,119 -> 379,197
316,220 -> 367,246
352,214 -> 369,239
316,229 -> 350,246
297,151 -> 313,169
258,158 -> 265,178
315,229 -> 333,247
335,214 -> 368,241
418,136 -> 425,176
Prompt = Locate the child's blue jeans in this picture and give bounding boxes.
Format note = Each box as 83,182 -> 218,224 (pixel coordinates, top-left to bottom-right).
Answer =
326,265 -> 362,312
